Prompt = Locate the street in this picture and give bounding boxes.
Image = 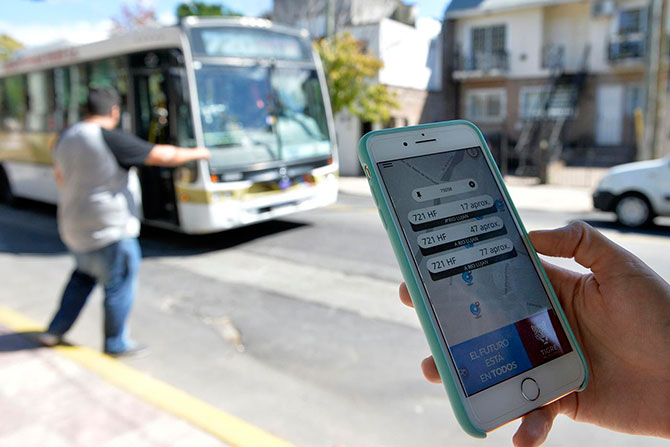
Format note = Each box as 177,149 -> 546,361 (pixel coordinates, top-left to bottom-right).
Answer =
0,182 -> 669,447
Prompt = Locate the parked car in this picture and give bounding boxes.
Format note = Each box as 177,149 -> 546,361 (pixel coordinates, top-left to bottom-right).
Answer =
593,157 -> 670,227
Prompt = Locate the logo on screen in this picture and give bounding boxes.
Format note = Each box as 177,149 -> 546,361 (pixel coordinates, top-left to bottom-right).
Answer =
462,271 -> 473,284
470,301 -> 482,318
531,322 -> 550,345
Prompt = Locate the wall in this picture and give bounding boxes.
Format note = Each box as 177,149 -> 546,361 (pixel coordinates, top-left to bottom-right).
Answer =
452,1 -> 649,76
542,3 -> 590,71
376,18 -> 442,91
334,111 -> 363,175
350,0 -> 400,26
272,0 -> 402,38
456,7 -> 544,78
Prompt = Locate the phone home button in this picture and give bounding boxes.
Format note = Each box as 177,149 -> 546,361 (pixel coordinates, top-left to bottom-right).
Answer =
521,378 -> 540,401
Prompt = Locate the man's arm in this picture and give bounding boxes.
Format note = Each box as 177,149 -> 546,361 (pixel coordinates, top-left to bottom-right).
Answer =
101,128 -> 210,168
145,145 -> 210,167
53,165 -> 64,188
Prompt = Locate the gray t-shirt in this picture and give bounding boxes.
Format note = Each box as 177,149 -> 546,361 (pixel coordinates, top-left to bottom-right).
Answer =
52,122 -> 154,253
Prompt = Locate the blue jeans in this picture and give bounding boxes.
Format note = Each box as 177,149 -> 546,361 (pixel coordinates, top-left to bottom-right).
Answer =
47,238 -> 141,353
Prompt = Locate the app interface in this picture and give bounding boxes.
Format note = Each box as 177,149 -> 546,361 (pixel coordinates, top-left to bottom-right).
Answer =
378,147 -> 572,396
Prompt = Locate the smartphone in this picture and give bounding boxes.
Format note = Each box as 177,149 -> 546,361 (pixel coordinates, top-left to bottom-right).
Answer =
358,121 -> 587,437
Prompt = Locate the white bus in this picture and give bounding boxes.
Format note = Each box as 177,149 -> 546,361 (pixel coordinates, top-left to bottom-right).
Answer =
0,17 -> 339,233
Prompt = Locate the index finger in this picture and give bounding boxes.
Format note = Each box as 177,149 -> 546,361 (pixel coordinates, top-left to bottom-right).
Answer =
399,282 -> 413,308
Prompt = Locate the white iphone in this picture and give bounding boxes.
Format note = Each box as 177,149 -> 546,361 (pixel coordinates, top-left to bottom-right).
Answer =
358,120 -> 587,436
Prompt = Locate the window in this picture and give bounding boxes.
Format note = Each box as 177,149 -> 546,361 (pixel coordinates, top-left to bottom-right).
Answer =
470,25 -> 507,70
466,88 -> 506,122
0,75 -> 27,131
68,64 -> 88,124
53,67 -> 70,130
26,71 -> 55,132
519,86 -> 576,120
618,8 -> 645,35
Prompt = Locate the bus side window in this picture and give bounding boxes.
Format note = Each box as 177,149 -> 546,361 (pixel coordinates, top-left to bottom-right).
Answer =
68,65 -> 88,125
89,57 -> 130,130
53,68 -> 70,131
26,71 -> 56,133
1,75 -> 27,132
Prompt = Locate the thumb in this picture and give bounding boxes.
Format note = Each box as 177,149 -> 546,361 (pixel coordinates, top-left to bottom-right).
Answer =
512,403 -> 559,447
529,221 -> 631,276
513,394 -> 578,447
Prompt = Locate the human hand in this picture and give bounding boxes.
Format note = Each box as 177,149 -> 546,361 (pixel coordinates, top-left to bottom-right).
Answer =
399,221 -> 670,446
195,147 -> 211,160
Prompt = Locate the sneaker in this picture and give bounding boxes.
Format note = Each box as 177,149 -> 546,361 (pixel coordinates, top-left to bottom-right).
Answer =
35,332 -> 62,347
105,342 -> 149,359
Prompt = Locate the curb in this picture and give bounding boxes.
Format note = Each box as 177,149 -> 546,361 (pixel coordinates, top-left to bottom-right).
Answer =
0,305 -> 294,447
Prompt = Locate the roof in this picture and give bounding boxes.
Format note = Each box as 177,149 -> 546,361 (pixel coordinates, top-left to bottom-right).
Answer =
0,17 -> 309,77
445,0 -> 583,18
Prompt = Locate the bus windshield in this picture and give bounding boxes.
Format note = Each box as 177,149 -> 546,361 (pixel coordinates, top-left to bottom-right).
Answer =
195,64 -> 332,170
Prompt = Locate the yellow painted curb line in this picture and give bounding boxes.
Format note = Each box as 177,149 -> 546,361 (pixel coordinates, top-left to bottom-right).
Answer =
0,305 -> 294,447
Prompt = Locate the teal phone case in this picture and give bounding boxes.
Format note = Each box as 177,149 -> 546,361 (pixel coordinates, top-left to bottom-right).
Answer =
357,120 -> 588,438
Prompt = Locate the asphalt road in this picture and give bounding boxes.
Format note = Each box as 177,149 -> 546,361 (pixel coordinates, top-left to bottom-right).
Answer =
0,192 -> 668,447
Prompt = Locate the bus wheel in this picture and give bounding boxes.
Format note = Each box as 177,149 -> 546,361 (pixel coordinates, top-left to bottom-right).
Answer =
0,165 -> 15,205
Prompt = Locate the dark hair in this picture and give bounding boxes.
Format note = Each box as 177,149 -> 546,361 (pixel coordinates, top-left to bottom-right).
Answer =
86,86 -> 121,116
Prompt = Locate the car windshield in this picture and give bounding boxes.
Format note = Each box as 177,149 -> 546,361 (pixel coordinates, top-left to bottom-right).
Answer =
195,64 -> 331,170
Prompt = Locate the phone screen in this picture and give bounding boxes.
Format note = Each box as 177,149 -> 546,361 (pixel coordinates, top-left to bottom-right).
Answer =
377,146 -> 572,396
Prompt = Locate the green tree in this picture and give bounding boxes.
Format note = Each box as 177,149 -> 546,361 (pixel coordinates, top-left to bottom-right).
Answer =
315,33 -> 398,124
0,34 -> 23,61
176,1 -> 241,19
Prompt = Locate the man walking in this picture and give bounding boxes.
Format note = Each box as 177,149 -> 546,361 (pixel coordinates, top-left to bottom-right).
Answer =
40,86 -> 210,356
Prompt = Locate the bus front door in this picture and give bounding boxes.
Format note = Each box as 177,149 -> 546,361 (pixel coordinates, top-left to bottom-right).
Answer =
131,67 -> 180,227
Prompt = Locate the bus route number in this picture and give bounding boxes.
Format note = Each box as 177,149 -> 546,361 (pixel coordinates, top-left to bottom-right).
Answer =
412,209 -> 438,222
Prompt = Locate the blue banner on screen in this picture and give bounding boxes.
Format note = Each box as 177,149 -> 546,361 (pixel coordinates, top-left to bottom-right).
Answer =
451,322 -> 533,395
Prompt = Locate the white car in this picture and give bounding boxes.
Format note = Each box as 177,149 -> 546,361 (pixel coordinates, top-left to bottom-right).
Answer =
593,157 -> 670,227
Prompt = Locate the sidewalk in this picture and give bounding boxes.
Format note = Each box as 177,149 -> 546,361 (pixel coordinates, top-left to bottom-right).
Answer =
0,306 -> 293,447
338,176 -> 594,213
0,323 -> 224,447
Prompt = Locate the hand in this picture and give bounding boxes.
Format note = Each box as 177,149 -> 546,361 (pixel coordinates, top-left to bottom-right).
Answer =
399,221 -> 670,446
195,146 -> 211,160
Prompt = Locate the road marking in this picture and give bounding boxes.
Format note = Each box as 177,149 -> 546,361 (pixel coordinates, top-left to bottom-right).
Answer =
0,305 -> 294,447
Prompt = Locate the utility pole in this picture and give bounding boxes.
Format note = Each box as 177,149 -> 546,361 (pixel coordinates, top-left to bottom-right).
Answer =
653,0 -> 669,158
641,0 -> 668,160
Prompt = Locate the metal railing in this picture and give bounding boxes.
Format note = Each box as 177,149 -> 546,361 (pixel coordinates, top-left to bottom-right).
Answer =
607,34 -> 646,61
454,50 -> 509,72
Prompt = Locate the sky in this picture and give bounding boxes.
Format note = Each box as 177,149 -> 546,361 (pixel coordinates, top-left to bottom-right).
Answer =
0,0 -> 451,47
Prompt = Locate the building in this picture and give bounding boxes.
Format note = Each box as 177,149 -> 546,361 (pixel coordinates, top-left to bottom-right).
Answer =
443,0 -> 669,177
273,0 -> 446,175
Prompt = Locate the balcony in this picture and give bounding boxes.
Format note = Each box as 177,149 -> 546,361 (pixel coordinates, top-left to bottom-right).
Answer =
453,50 -> 509,79
607,34 -> 646,64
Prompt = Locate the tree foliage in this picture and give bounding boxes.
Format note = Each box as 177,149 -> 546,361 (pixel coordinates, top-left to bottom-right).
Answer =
111,1 -> 158,33
315,33 -> 397,124
0,34 -> 23,61
176,1 -> 241,19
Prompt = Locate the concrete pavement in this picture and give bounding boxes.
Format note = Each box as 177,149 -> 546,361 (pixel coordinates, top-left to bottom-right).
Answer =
0,307 -> 292,447
0,191 -> 668,447
0,324 -> 224,447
